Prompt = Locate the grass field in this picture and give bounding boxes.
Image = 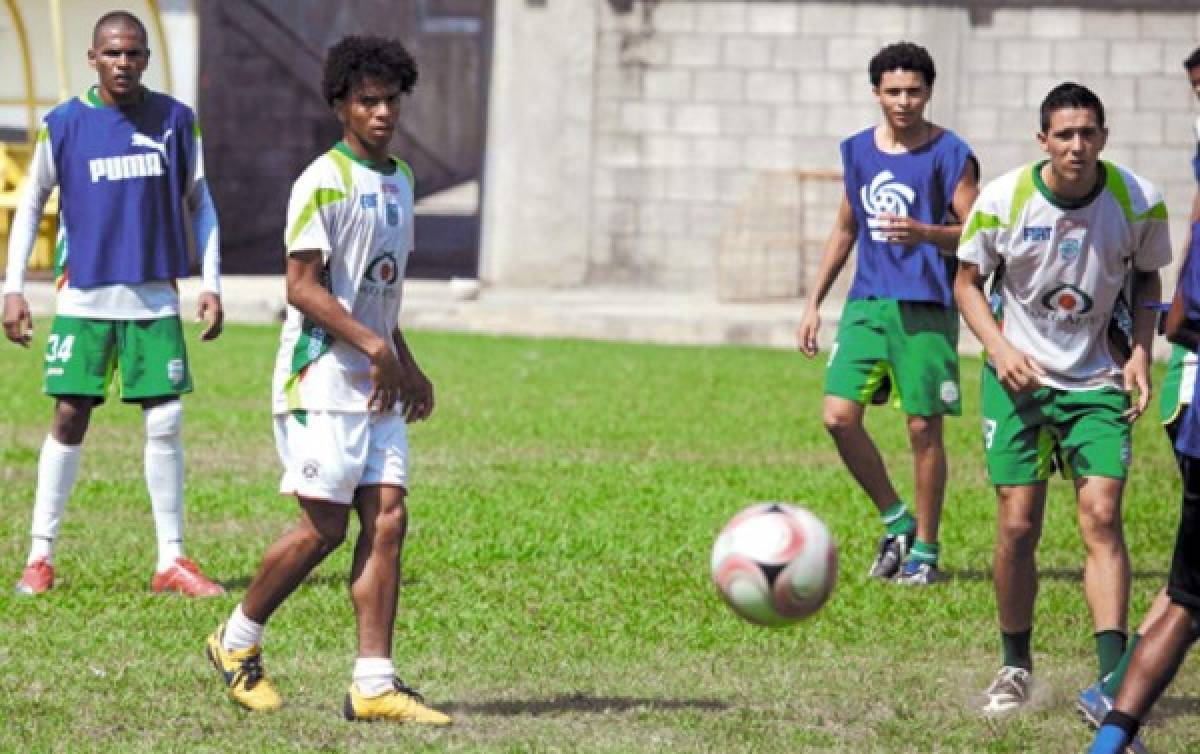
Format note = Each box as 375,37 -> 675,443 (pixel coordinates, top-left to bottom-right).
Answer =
1,323 -> 1197,753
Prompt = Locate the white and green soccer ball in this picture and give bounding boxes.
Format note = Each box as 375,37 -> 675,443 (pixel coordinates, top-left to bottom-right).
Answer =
711,503 -> 838,627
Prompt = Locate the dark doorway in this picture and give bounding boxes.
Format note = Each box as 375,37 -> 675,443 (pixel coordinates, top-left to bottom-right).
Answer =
197,0 -> 491,278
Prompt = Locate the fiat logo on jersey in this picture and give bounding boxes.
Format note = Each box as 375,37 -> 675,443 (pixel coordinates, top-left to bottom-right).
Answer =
1041,284 -> 1093,315
365,252 -> 399,285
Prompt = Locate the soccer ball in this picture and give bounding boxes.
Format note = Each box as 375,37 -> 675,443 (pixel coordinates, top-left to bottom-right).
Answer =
710,503 -> 837,627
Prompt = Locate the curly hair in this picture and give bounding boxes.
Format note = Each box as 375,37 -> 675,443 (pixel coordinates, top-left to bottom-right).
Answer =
322,35 -> 418,106
868,42 -> 935,88
1185,46 -> 1200,72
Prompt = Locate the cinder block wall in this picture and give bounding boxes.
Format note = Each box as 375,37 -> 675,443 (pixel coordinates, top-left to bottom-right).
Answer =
484,2 -> 1200,296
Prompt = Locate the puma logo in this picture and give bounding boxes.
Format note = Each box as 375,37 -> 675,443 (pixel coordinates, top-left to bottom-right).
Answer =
130,128 -> 172,161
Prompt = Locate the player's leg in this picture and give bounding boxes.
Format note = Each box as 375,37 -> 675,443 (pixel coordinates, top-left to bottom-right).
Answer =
982,482 -> 1046,713
119,317 -> 220,595
342,414 -> 449,724
17,316 -> 113,595
823,299 -> 913,579
889,301 -> 959,584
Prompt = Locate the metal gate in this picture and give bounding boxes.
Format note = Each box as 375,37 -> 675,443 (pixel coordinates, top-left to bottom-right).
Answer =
198,0 -> 491,277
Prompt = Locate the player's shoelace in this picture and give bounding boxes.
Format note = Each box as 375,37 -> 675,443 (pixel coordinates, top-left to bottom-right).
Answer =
392,679 -> 425,702
233,653 -> 267,690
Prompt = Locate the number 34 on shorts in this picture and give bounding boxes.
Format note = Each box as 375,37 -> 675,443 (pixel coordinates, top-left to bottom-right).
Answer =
43,315 -> 193,401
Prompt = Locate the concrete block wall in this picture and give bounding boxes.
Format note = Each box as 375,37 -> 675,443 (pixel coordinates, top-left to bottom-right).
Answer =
581,1 -> 1200,297
482,2 -> 1200,296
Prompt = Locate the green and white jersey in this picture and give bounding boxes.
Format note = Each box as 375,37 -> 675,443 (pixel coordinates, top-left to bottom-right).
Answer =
958,160 -> 1171,391
272,142 -> 414,414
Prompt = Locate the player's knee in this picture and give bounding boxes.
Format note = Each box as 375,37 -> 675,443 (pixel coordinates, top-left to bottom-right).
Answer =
1079,503 -> 1121,540
305,521 -> 347,554
822,406 -> 859,436
52,397 -> 94,444
144,400 -> 183,442
375,501 -> 408,546
906,416 -> 941,450
997,516 -> 1040,553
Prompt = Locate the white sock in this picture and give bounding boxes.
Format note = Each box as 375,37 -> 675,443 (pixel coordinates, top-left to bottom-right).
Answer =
223,604 -> 265,652
353,657 -> 396,696
144,401 -> 186,572
29,434 -> 83,565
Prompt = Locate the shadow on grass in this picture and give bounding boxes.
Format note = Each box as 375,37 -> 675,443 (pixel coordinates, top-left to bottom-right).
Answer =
943,567 -> 1169,582
1151,695 -> 1200,721
447,692 -> 730,716
217,572 -> 422,591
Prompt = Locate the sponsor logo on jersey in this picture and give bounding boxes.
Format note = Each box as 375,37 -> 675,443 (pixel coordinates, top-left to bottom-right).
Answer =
307,327 -> 327,358
861,170 -> 916,242
89,152 -> 164,182
302,459 -> 321,480
167,358 -> 185,385
386,202 -> 400,226
940,380 -> 959,405
1023,226 -> 1052,242
1056,218 -> 1088,263
1040,283 -> 1094,315
361,193 -> 378,209
131,128 -> 172,161
383,183 -> 400,195
365,252 -> 399,286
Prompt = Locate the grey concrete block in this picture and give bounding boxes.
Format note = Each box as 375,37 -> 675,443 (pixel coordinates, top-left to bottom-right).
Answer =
964,39 -> 998,74
1029,7 -> 1082,39
1052,39 -> 1108,75
1140,12 -> 1198,40
694,70 -> 745,103
723,35 -> 773,68
691,136 -> 745,169
826,37 -> 882,72
649,3 -> 695,33
671,34 -> 722,67
594,67 -> 642,100
1111,42 -> 1164,75
1137,76 -> 1194,111
1083,11 -> 1142,40
744,136 -> 799,170
796,72 -> 851,104
665,168 -> 721,202
638,201 -> 690,236
798,4 -> 854,33
1113,112 -> 1164,146
695,3 -> 747,34
644,69 -> 693,102
620,101 -> 671,133
998,40 -> 1053,74
620,33 -> 671,67
1164,112 -> 1198,148
595,133 -> 642,170
773,37 -> 825,71
1082,76 -> 1136,113
957,108 -> 1000,143
672,103 -> 722,135
824,105 -> 877,139
854,4 -> 906,35
643,134 -> 692,167
970,7 -> 1031,39
774,105 -> 826,137
967,74 -> 1026,108
720,104 -> 773,136
747,3 -> 799,35
746,70 -> 795,104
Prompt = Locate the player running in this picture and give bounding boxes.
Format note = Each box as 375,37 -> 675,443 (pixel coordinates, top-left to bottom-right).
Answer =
204,35 -> 450,724
955,82 -> 1170,714
798,42 -> 979,585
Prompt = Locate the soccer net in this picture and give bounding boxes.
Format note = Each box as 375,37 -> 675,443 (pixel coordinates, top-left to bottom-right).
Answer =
717,169 -> 843,302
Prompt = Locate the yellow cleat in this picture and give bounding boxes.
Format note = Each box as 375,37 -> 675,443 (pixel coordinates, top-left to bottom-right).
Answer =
343,680 -> 452,725
205,623 -> 283,711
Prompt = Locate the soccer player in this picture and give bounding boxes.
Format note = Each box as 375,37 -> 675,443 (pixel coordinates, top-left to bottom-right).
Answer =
797,42 -> 979,585
955,82 -> 1171,713
2,11 -> 224,596
1087,222 -> 1200,754
1078,46 -> 1200,748
204,35 -> 449,724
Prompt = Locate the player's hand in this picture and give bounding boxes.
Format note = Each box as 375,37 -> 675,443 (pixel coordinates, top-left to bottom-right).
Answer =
991,344 -> 1044,393
368,341 -> 404,413
196,291 -> 224,341
797,309 -> 820,357
398,363 -> 434,423
1122,347 -> 1152,422
878,213 -> 925,246
2,292 -> 33,347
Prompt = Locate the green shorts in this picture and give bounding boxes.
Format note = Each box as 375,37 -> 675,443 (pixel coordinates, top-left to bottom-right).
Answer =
1160,343 -> 1194,426
980,365 -> 1130,485
825,298 -> 960,417
44,316 -> 193,403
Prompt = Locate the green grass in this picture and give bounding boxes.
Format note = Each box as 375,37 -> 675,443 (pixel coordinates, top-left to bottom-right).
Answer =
0,323 -> 1196,752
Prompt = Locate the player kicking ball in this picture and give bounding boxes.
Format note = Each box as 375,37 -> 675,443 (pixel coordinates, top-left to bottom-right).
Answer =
955,82 -> 1170,715
205,35 -> 449,724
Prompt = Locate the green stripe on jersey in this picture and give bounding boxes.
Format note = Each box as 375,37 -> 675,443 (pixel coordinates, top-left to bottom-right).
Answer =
395,159 -> 414,187
286,187 -> 346,247
1009,165 -> 1038,225
961,211 -> 1006,244
36,124 -> 48,143
1102,161 -> 1167,222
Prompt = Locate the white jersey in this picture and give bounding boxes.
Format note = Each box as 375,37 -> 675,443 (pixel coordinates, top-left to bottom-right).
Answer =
958,160 -> 1171,391
272,143 -> 415,414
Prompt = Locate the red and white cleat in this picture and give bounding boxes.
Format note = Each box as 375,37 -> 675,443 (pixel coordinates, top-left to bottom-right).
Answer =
152,557 -> 225,597
15,557 -> 54,595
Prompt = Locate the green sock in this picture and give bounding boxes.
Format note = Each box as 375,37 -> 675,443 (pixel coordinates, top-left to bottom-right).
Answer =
1096,630 -> 1130,687
881,502 -> 915,537
908,539 -> 939,566
1100,633 -> 1141,696
1002,629 -> 1033,671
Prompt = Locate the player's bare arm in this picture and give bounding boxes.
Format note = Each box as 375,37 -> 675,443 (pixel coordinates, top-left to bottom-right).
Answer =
286,250 -> 403,410
1123,269 -> 1161,421
880,158 -> 980,253
391,328 -> 433,423
954,261 -> 1044,392
2,292 -> 33,347
798,193 -> 857,357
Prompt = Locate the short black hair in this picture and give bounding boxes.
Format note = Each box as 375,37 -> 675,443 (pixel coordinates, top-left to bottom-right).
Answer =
322,36 -> 418,106
1039,81 -> 1105,132
1185,46 -> 1200,72
868,42 -> 935,88
93,10 -> 148,47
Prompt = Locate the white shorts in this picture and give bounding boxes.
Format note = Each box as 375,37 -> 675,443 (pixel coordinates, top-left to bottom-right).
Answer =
273,410 -> 409,504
